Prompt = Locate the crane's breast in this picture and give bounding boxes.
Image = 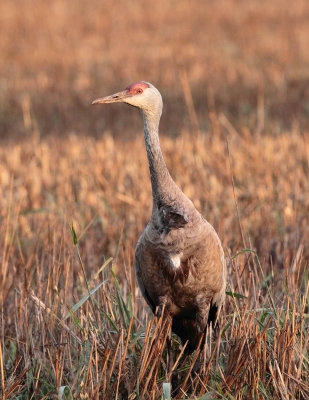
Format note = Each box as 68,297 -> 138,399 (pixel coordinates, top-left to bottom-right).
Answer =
134,222 -> 226,317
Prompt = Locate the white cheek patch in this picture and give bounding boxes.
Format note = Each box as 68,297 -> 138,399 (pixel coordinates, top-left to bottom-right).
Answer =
169,253 -> 182,269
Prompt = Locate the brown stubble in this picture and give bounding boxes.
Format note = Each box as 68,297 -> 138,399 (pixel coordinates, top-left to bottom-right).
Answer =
0,129 -> 308,398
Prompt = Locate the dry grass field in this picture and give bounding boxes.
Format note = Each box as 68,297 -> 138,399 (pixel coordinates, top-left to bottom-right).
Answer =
0,0 -> 309,399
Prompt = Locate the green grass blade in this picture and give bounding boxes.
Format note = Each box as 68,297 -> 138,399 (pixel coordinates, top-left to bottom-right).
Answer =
59,386 -> 73,399
226,291 -> 247,299
71,221 -> 78,245
111,268 -> 131,329
63,281 -> 106,321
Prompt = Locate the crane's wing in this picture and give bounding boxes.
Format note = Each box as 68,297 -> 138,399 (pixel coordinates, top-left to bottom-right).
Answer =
134,235 -> 157,314
158,204 -> 188,232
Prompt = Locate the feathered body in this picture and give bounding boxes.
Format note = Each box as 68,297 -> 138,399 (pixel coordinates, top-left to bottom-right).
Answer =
92,82 -> 226,353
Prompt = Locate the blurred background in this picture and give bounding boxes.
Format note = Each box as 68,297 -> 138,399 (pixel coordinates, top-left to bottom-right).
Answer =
1,1 -> 309,398
1,0 -> 309,140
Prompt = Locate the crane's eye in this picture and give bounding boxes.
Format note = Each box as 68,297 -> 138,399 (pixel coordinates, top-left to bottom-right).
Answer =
136,88 -> 143,94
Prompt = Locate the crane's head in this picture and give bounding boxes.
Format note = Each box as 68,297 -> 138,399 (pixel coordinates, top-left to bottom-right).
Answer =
92,82 -> 162,115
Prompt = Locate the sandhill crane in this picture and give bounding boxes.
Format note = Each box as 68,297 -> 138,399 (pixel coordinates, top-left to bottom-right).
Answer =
92,81 -> 226,364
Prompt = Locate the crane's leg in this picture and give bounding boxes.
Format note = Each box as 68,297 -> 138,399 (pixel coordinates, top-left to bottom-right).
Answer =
166,329 -> 174,376
193,303 -> 210,374
171,343 -> 190,396
155,299 -> 174,380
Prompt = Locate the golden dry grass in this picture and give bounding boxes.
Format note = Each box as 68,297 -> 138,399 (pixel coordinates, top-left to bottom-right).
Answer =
0,0 -> 309,399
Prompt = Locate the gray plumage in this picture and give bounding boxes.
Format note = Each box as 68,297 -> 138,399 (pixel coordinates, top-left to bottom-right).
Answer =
92,81 -> 226,353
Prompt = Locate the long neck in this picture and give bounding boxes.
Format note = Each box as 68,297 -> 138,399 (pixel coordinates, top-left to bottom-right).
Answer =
142,109 -> 176,203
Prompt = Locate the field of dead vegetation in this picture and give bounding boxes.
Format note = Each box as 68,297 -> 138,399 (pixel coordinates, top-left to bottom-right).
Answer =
0,0 -> 308,399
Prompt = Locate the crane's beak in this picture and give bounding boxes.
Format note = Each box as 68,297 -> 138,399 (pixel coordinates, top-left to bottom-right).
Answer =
92,90 -> 130,105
